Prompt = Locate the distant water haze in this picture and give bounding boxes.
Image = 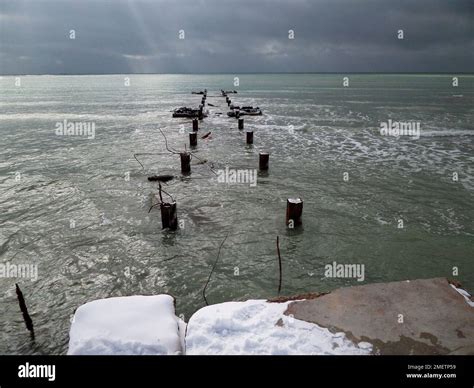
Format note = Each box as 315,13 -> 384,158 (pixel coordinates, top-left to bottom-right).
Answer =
0,74 -> 473,354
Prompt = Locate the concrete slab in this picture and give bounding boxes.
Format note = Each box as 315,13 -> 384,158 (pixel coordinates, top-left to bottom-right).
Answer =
284,278 -> 474,355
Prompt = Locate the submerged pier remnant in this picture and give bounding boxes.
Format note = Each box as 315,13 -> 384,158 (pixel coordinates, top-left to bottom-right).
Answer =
160,202 -> 178,230
238,118 -> 244,130
180,152 -> 191,174
149,184 -> 178,230
148,175 -> 174,182
192,119 -> 198,131
259,152 -> 269,171
286,198 -> 303,226
172,107 -> 207,119
189,132 -> 197,147
246,131 -> 253,145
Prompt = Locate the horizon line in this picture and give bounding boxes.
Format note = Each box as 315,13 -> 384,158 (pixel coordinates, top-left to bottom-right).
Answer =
1,72 -> 474,77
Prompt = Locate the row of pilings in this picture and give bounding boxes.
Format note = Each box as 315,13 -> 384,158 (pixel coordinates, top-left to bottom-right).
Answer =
160,88 -> 302,230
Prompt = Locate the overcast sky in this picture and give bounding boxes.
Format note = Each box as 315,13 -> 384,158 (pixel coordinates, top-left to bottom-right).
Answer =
0,0 -> 473,74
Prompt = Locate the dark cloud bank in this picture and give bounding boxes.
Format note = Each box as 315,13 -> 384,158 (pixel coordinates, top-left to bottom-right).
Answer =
0,0 -> 473,74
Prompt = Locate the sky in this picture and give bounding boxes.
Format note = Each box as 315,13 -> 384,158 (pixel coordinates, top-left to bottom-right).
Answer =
0,0 -> 473,74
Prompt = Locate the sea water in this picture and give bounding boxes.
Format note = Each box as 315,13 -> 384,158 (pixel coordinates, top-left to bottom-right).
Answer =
0,74 -> 473,354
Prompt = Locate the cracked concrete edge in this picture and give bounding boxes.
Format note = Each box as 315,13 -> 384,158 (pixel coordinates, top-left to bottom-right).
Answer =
278,278 -> 474,355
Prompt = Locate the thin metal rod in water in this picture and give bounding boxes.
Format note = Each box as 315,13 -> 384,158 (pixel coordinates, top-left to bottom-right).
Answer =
277,236 -> 282,295
203,233 -> 229,306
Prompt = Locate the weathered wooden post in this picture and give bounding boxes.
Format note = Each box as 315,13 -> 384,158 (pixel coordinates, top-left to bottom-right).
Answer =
246,130 -> 253,145
227,99 -> 231,107
192,118 -> 199,131
160,202 -> 178,230
198,105 -> 204,120
238,118 -> 244,130
286,198 -> 303,227
201,97 -> 205,105
180,152 -> 191,174
189,132 -> 197,147
259,152 -> 269,171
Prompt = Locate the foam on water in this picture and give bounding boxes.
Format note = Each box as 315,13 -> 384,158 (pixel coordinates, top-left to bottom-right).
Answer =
420,130 -> 474,137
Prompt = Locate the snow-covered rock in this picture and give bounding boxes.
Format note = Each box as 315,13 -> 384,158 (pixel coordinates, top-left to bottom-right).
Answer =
185,299 -> 372,355
68,295 -> 185,355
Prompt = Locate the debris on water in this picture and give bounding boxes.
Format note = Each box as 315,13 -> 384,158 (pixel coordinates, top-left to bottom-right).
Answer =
221,89 -> 237,95
148,175 -> 174,182
201,132 -> 211,139
15,284 -> 35,340
227,106 -> 262,117
172,107 -> 208,118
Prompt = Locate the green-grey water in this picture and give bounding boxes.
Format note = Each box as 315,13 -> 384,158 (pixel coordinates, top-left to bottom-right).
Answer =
0,74 -> 473,354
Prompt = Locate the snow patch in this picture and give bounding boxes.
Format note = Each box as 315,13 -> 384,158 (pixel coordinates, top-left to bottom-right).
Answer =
185,299 -> 372,355
68,295 -> 185,355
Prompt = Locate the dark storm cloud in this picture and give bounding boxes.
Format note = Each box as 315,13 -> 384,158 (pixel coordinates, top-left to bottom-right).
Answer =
0,0 -> 473,74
